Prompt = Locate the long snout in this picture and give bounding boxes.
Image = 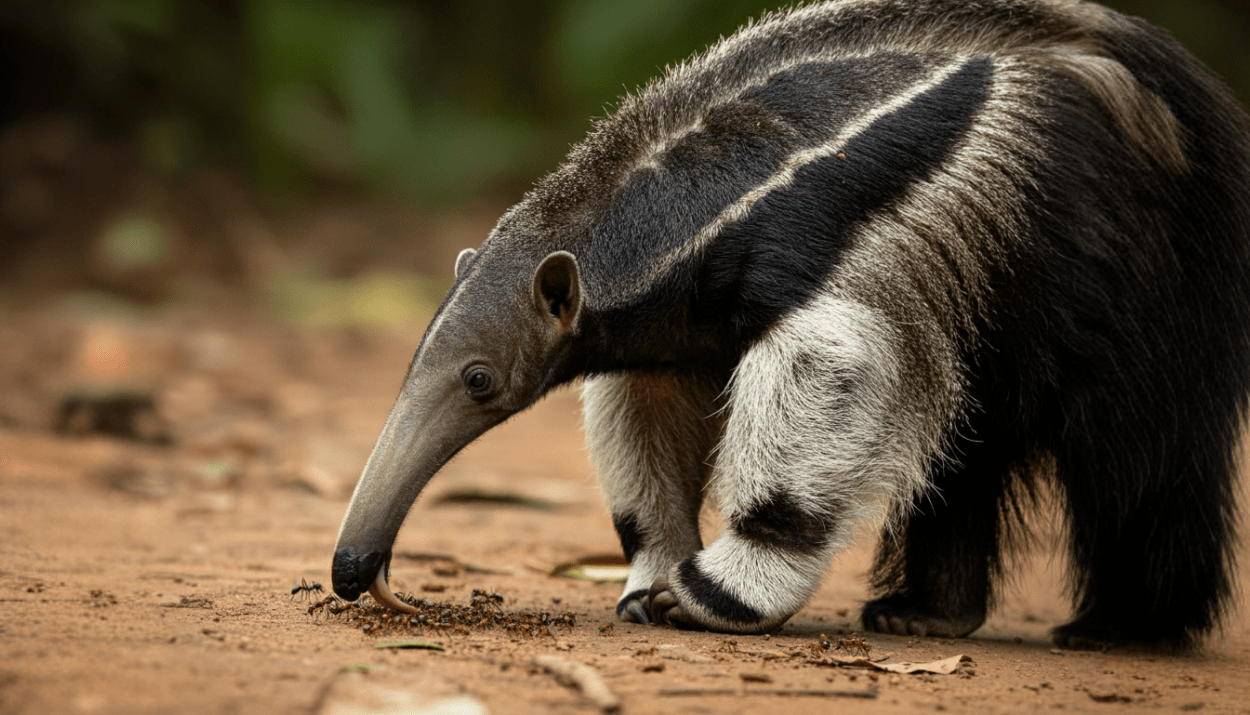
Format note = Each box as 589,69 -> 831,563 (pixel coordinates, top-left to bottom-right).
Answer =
331,390 -> 496,606
331,403 -> 437,601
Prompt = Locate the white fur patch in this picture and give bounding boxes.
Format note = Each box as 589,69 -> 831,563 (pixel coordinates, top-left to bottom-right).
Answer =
620,550 -> 676,598
712,296 -> 934,538
583,373 -> 724,597
671,294 -> 960,625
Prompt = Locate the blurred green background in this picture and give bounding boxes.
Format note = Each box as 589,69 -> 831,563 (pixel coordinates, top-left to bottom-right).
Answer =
3,0 -> 1246,204
0,0 -> 1247,324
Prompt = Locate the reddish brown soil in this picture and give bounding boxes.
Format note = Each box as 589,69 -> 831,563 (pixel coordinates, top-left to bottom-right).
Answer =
1,240 -> 1248,715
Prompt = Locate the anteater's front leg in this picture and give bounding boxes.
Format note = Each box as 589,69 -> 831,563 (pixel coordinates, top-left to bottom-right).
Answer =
649,297 -> 949,633
583,371 -> 725,624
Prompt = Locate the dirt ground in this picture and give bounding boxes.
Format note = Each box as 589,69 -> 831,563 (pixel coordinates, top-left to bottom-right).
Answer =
1,202 -> 1249,715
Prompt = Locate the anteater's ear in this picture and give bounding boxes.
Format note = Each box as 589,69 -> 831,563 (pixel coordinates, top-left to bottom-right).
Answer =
454,248 -> 477,279
533,251 -> 581,333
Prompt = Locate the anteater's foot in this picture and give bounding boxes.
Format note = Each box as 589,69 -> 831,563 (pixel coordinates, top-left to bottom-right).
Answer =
1050,617 -> 1120,651
644,565 -> 794,635
861,595 -> 985,638
1051,607 -> 1201,652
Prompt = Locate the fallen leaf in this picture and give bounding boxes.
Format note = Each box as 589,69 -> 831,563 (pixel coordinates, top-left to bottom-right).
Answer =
877,655 -> 970,675
373,639 -> 446,651
551,565 -> 630,582
551,554 -> 630,582
823,654 -> 970,675
340,663 -> 374,673
434,488 -> 559,510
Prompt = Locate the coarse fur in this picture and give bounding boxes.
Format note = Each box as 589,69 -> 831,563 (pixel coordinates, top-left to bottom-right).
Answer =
332,0 -> 1250,650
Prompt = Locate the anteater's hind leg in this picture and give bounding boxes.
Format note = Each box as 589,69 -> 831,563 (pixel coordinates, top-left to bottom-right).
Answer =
1051,421 -> 1238,650
862,433 -> 1021,638
583,371 -> 726,625
647,296 -> 954,633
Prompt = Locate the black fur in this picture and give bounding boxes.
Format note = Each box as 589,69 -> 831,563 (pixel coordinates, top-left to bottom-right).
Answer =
732,490 -> 838,553
861,12 -> 1250,648
612,513 -> 645,563
676,558 -> 763,625
567,57 -> 992,366
698,58 -> 992,346
867,417 -> 1030,637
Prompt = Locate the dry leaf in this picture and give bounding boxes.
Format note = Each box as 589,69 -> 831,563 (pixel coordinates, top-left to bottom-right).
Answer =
824,654 -> 970,675
373,638 -> 446,651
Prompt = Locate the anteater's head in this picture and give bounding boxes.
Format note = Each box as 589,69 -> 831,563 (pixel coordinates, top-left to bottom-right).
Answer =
331,246 -> 583,609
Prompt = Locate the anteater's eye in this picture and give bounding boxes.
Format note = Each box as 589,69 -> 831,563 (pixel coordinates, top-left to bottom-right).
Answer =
464,367 -> 493,395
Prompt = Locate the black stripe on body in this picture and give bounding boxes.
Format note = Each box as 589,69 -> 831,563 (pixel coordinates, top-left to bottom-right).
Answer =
588,58 -> 993,369
518,0 -> 1081,229
702,57 -> 993,347
677,558 -> 763,624
582,59 -> 991,370
579,55 -> 933,292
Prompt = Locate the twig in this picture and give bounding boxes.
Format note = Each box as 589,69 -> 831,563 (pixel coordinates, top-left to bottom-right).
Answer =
532,654 -> 621,712
660,687 -> 879,699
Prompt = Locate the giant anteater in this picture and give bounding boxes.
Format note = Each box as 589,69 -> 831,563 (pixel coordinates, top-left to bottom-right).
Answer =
332,0 -> 1250,649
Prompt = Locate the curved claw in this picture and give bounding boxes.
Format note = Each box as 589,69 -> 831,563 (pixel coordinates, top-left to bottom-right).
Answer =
648,578 -> 695,628
621,600 -> 651,625
367,567 -> 418,615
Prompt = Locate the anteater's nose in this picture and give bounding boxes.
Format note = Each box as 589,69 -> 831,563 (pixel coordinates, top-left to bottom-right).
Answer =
331,546 -> 388,602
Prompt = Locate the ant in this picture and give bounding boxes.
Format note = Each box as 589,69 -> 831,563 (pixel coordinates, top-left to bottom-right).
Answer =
290,578 -> 324,600
307,594 -> 346,618
836,635 -> 872,659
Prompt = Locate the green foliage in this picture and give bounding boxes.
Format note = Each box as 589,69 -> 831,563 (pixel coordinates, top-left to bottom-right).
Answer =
246,2 -> 524,198
264,265 -> 447,328
18,0 -> 1248,202
553,0 -> 697,102
551,0 -> 788,108
96,213 -> 172,273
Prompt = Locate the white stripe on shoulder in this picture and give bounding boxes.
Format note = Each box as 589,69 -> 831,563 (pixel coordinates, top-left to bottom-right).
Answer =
626,56 -> 975,298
